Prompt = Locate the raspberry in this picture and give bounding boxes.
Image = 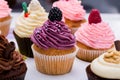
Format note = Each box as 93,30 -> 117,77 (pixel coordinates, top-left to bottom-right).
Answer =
88,9 -> 102,24
48,7 -> 62,21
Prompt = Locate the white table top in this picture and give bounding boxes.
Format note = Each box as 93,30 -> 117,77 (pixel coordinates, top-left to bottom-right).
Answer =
7,13 -> 120,80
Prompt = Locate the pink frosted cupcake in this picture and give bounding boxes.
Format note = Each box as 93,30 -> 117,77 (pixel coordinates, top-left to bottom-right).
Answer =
0,0 -> 12,36
75,9 -> 115,62
53,0 -> 86,33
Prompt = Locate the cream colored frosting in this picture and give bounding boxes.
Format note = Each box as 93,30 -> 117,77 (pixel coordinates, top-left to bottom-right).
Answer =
14,0 -> 48,37
75,22 -> 115,49
91,51 -> 120,79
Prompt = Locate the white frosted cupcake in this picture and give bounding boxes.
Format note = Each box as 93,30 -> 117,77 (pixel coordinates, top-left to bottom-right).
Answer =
86,45 -> 120,80
13,0 -> 48,57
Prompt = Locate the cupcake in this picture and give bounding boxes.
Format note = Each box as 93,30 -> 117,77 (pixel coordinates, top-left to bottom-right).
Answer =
31,7 -> 77,75
86,41 -> 120,80
13,0 -> 48,57
53,0 -> 86,33
0,0 -> 12,36
74,9 -> 115,62
0,35 -> 27,80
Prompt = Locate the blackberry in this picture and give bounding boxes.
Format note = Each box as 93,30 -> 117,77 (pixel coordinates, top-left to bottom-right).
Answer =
48,7 -> 62,22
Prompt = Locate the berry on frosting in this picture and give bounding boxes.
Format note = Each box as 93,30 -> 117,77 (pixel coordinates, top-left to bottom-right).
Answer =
48,7 -> 62,21
88,9 -> 102,24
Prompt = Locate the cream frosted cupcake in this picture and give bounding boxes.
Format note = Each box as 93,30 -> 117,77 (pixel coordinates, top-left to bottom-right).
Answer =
13,0 -> 48,57
86,41 -> 120,80
75,9 -> 115,62
31,7 -> 77,75
0,0 -> 12,36
53,0 -> 86,33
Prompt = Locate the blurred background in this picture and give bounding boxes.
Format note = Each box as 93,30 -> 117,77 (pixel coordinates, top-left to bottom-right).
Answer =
5,0 -> 120,13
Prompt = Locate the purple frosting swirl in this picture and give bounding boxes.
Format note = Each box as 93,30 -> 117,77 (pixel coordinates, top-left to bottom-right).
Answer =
31,20 -> 75,49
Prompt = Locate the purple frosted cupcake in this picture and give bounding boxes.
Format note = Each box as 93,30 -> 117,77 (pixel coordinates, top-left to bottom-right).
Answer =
31,7 -> 77,75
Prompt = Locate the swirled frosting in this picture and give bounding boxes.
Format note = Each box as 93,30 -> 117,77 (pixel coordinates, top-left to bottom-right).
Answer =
75,22 -> 115,49
0,35 -> 24,73
31,20 -> 75,49
14,0 -> 48,37
53,0 -> 86,21
91,51 -> 120,79
0,0 -> 11,18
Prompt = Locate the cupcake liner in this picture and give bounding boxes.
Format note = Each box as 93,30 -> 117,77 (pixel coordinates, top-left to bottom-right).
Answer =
77,47 -> 114,62
13,31 -> 33,57
0,18 -> 11,36
31,44 -> 77,75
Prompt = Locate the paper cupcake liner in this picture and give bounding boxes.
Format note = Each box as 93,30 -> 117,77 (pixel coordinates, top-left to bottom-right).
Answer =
77,47 -> 114,62
13,31 -> 33,58
0,18 -> 11,36
31,45 -> 77,75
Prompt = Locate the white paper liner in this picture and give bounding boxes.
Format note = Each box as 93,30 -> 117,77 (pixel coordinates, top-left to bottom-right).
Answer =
0,18 -> 11,36
77,47 -> 114,62
31,45 -> 78,75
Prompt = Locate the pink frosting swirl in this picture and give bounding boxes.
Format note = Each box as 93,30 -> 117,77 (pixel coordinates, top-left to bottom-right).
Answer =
0,0 -> 11,18
75,22 -> 115,49
53,0 -> 86,21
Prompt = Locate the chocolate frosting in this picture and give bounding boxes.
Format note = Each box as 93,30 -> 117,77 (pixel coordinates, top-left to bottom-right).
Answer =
31,20 -> 75,49
0,35 -> 24,73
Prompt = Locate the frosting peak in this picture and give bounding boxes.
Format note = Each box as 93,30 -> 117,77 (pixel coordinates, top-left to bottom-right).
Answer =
0,0 -> 11,18
31,20 -> 75,49
14,0 -> 48,37
75,22 -> 115,49
53,0 -> 86,21
29,0 -> 43,11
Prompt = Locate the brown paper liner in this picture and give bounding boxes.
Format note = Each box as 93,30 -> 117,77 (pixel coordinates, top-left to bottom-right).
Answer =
0,16 -> 12,36
31,44 -> 77,75
13,31 -> 33,57
65,18 -> 86,34
76,41 -> 114,62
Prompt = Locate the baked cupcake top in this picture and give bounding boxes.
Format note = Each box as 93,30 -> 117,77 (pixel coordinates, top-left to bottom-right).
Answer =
14,0 -> 48,38
0,0 -> 11,18
53,0 -> 86,21
31,7 -> 75,50
0,35 -> 24,73
75,9 -> 115,49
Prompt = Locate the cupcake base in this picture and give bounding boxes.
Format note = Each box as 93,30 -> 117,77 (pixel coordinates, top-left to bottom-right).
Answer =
0,63 -> 27,80
13,31 -> 33,57
31,44 -> 77,75
65,18 -> 86,34
0,15 -> 12,36
76,41 -> 114,62
86,65 -> 119,80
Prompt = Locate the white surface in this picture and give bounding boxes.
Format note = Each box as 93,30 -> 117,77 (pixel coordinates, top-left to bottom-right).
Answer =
7,13 -> 120,80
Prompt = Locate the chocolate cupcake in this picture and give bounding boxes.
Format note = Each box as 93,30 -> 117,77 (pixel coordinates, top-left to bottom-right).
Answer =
86,41 -> 120,80
0,35 -> 27,80
13,0 -> 48,57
